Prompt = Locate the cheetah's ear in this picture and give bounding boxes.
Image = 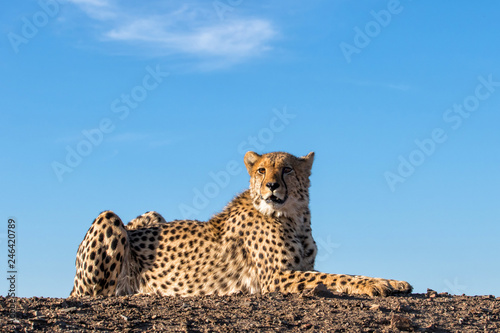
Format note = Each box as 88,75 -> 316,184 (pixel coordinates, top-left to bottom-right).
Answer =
300,152 -> 315,172
244,151 -> 261,174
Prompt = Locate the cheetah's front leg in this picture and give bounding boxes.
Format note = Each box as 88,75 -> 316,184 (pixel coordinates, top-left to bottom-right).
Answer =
268,270 -> 412,297
70,211 -> 130,296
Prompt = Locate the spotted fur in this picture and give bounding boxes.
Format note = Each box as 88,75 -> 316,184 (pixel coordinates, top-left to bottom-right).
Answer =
71,151 -> 412,297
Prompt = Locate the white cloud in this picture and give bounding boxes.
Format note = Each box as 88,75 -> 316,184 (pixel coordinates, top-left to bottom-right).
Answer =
106,18 -> 276,58
63,0 -> 278,64
66,0 -> 110,7
65,0 -> 117,20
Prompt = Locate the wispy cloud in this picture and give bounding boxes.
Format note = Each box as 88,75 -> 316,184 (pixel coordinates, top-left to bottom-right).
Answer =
64,0 -> 278,65
106,18 -> 275,58
66,0 -> 117,20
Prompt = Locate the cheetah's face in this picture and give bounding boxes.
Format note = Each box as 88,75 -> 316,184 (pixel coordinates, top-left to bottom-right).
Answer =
244,151 -> 314,217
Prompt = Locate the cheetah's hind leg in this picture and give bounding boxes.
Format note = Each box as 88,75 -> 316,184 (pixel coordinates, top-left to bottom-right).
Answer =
126,211 -> 167,230
70,211 -> 132,296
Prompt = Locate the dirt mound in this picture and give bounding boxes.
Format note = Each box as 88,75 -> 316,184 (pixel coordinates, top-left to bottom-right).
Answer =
1,289 -> 499,332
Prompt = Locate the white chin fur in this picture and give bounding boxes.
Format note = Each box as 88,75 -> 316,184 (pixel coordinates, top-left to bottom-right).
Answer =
258,200 -> 279,216
257,200 -> 292,218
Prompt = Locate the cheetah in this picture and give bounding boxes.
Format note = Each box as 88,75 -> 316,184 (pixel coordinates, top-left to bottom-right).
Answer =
70,151 -> 412,297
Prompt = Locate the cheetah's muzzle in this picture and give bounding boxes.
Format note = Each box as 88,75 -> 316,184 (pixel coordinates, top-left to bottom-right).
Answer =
266,194 -> 286,205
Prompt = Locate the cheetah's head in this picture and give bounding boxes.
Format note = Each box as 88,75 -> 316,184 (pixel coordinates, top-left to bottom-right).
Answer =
244,151 -> 314,218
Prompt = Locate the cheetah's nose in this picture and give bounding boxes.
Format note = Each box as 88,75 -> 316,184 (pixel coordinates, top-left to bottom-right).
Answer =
266,182 -> 280,191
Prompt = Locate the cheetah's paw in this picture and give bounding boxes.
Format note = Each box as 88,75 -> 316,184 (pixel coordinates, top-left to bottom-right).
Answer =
355,277 -> 413,297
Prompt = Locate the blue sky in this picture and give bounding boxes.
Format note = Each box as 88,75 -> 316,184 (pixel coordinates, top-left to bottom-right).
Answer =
1,0 -> 499,298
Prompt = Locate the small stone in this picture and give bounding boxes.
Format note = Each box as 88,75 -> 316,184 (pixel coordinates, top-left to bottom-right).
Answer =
59,307 -> 77,313
120,315 -> 129,321
369,304 -> 381,311
424,323 -> 436,330
267,292 -> 280,299
391,314 -> 412,330
426,289 -> 438,298
301,323 -> 313,329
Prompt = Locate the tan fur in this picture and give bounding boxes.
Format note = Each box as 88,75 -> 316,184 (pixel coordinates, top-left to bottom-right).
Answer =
71,151 -> 412,297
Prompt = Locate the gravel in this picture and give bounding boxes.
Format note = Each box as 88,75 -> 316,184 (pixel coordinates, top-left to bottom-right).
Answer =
1,289 -> 499,332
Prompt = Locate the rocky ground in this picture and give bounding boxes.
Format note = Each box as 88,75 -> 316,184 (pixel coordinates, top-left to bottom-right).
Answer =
1,287 -> 499,332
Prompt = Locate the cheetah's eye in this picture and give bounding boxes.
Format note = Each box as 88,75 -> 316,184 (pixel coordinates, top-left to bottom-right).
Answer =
257,168 -> 266,175
283,167 -> 293,174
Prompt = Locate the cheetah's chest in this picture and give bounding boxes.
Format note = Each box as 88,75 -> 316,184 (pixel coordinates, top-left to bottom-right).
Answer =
279,230 -> 309,270
241,220 -> 310,272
